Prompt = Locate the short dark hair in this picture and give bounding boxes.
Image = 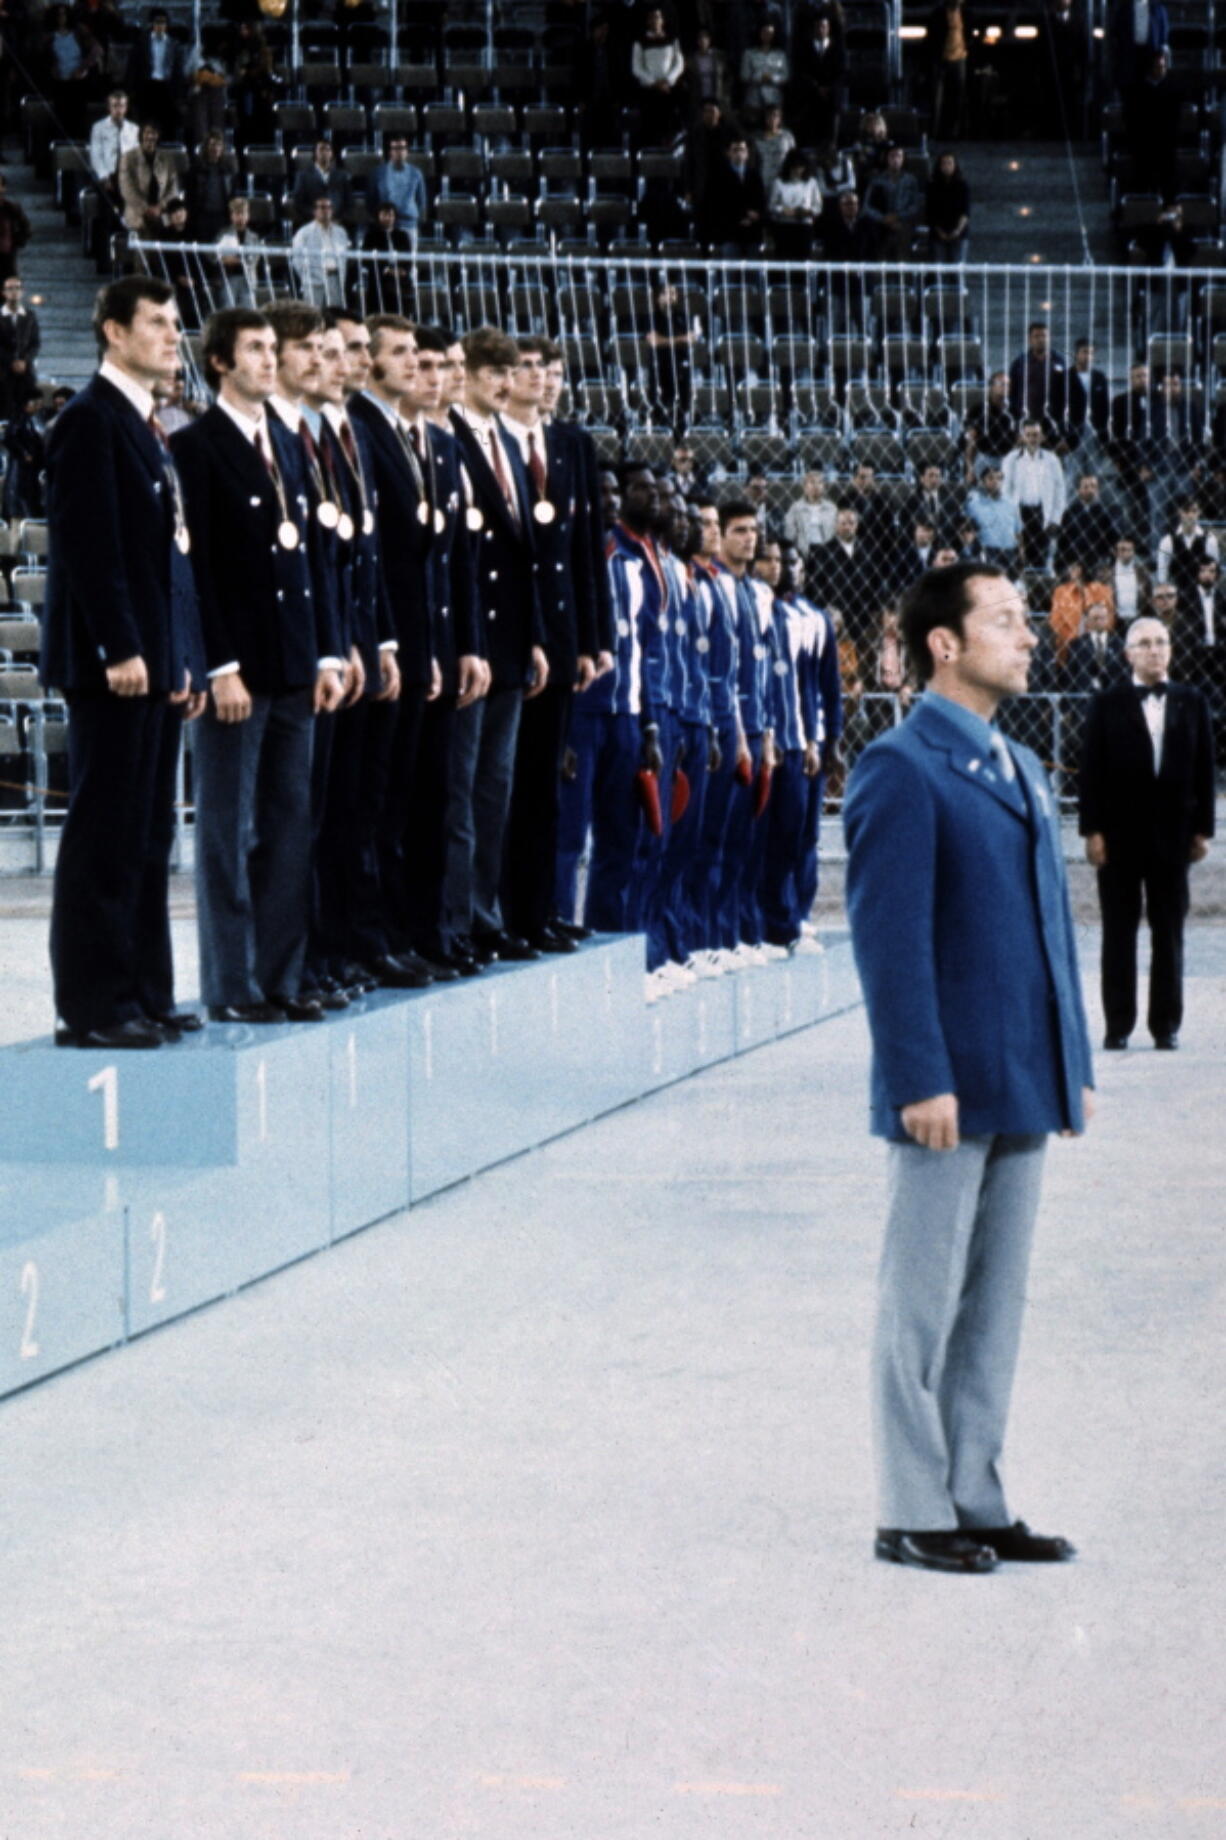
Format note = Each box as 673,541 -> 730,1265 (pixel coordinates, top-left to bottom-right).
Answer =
366,312 -> 414,358
899,562 -> 1008,683
463,325 -> 520,370
718,497 -> 756,531
262,299 -> 324,350
515,334 -> 551,359
411,324 -> 450,354
202,305 -> 269,379
93,274 -> 174,358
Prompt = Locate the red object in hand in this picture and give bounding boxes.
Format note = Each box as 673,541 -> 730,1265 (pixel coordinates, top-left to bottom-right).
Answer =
635,767 -> 663,836
734,753 -> 754,787
754,756 -> 773,818
670,767 -> 690,824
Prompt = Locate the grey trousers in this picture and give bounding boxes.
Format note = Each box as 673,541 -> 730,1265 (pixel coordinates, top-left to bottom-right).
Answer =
873,1132 -> 1048,1531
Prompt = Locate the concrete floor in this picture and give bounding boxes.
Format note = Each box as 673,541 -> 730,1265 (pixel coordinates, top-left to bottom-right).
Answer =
0,898 -> 1223,1838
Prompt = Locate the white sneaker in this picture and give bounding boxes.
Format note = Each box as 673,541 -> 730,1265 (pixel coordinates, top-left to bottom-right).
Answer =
790,933 -> 825,956
800,919 -> 819,938
735,943 -> 767,966
759,942 -> 789,961
667,960 -> 698,988
688,952 -> 723,980
713,947 -> 739,971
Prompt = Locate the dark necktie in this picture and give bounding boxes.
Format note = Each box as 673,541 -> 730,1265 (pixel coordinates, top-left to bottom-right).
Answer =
147,410 -> 169,451
1135,680 -> 1167,699
527,427 -> 547,499
339,418 -> 359,472
254,426 -> 277,480
488,426 -> 518,521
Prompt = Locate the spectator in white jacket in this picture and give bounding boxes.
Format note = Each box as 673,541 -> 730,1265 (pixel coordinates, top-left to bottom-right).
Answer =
1002,418 -> 1067,565
631,10 -> 685,143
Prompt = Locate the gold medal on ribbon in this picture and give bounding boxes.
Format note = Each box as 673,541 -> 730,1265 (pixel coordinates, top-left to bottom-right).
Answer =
278,519 -> 300,550
337,512 -> 355,542
417,501 -> 430,526
317,501 -> 340,531
533,499 -> 556,525
175,526 -> 191,555
466,506 -> 484,532
434,507 -> 446,534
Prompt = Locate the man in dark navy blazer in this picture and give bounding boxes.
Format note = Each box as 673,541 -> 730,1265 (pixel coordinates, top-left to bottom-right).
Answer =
845,562 -> 1094,1574
447,325 -> 549,962
1063,600 -> 1127,695
42,273 -> 207,1048
1080,616 -> 1214,1051
173,306 -> 346,1025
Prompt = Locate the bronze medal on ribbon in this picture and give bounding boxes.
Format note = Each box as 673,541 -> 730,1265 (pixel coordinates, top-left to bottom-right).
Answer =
277,519 -> 300,550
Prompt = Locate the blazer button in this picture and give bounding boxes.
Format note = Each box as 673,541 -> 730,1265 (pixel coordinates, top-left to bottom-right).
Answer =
276,590 -> 284,601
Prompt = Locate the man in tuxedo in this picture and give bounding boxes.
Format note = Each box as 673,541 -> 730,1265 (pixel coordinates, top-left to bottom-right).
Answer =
43,273 -> 206,1048
1080,617 -> 1215,1050
446,325 -> 549,963
846,562 -> 1093,1574
173,306 -> 347,1024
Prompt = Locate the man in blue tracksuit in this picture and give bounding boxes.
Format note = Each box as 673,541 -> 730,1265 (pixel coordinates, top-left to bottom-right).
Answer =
714,499 -> 776,957
686,502 -> 742,965
653,496 -> 713,976
756,540 -> 821,950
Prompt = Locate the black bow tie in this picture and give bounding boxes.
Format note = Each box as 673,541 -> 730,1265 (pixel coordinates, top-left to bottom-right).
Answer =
1135,681 -> 1167,698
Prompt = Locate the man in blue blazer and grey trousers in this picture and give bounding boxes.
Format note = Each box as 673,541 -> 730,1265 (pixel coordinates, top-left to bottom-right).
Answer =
844,562 -> 1094,1574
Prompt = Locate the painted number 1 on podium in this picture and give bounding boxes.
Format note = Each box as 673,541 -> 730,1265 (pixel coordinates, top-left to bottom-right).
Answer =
87,1064 -> 119,1151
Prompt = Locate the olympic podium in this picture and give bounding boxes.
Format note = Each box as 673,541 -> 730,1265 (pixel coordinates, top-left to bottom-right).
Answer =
0,933 -> 860,1398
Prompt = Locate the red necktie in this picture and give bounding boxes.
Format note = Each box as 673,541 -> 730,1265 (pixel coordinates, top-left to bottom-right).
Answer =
299,420 -> 319,468
527,427 -> 547,499
147,410 -> 170,450
339,418 -> 359,471
254,426 -> 276,478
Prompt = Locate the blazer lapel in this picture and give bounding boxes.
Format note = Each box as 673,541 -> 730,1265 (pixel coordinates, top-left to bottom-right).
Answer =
916,701 -> 1029,821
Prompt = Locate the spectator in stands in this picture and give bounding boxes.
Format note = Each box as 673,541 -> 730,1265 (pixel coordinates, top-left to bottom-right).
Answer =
183,24 -> 231,149
927,0 -> 969,139
861,145 -> 920,262
152,366 -> 198,437
119,120 -> 176,237
754,103 -> 796,196
88,89 -> 140,218
125,8 -> 187,143
2,392 -> 47,519
0,276 -> 39,422
1064,599 -> 1127,694
231,21 -> 280,151
818,139 -> 857,200
631,9 -> 686,144
157,196 -> 199,329
960,369 -> 1017,475
904,460 -> 963,550
822,189 -> 872,316
1056,471 -> 1118,572
784,469 -> 837,561
291,140 -> 353,230
0,176 -> 31,284
1149,580 -> 1180,631
1002,418 -> 1067,563
361,202 -> 414,313
851,110 -> 889,194
746,469 -> 782,546
183,130 -> 234,241
769,149 -> 822,261
688,28 -> 729,117
1174,559 -> 1226,744
291,197 -> 350,307
1124,49 -> 1180,202
965,462 -> 1022,568
1068,337 -> 1111,460
688,97 -> 736,228
1008,321 -> 1073,448
1130,199 -> 1197,269
740,17 -> 788,124
1157,497 -> 1220,595
216,194 -> 265,307
1110,0 -> 1170,93
925,149 -> 969,265
702,135 -> 767,256
41,4 -> 103,141
1109,360 -> 1161,551
1106,534 -> 1152,623
790,8 -> 844,152
847,460 -> 899,565
663,443 -> 706,503
367,136 -> 427,247
813,504 -> 879,641
646,281 -> 695,428
1150,371 -> 1205,524
1049,560 -> 1115,666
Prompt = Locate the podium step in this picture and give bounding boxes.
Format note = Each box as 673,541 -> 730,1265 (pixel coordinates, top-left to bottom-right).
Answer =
0,934 -> 860,1395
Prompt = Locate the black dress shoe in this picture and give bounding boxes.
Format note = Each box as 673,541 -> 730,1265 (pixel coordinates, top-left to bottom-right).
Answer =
272,995 -> 326,1022
529,926 -> 579,954
967,1520 -> 1076,1562
875,1529 -> 998,1573
467,933 -> 499,964
1103,1034 -> 1129,1050
1153,1033 -> 1179,1050
551,916 -> 593,941
426,948 -> 483,978
151,1010 -> 204,1034
473,929 -> 540,962
208,1002 -> 288,1025
316,987 -> 350,1011
363,954 -> 434,990
55,1018 -> 165,1050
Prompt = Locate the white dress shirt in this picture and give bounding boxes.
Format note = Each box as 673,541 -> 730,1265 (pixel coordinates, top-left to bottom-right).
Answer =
1133,674 -> 1167,773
